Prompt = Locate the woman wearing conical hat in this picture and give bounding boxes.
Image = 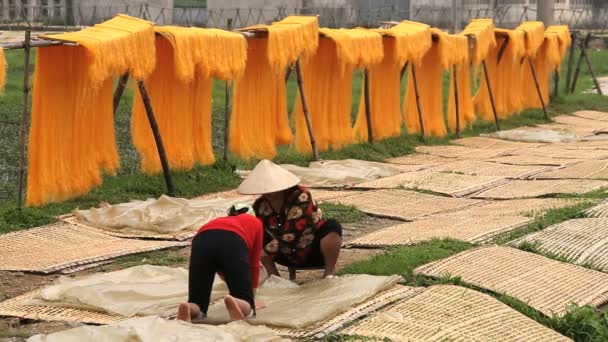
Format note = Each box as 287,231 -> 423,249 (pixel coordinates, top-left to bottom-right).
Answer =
238,160 -> 343,279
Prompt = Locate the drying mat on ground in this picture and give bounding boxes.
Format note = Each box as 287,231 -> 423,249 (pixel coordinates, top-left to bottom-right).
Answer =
312,189 -> 364,202
452,136 -> 542,150
511,218 -> 608,272
195,189 -> 243,200
557,139 -> 608,150
586,199 -> 608,218
388,153 -> 453,167
473,179 -> 608,199
507,146 -> 608,160
554,115 -> 608,131
574,110 -> 608,122
0,222 -> 188,273
429,160 -> 549,179
472,198 -> 588,218
486,126 -> 579,143
537,123 -> 598,137
0,289 -> 123,324
341,285 -> 571,342
353,171 -> 507,197
57,215 -> 194,241
485,154 -> 579,166
414,246 -> 608,317
536,160 -> 608,180
415,145 -> 513,160
271,285 -> 423,339
326,189 -> 484,221
347,214 -> 530,247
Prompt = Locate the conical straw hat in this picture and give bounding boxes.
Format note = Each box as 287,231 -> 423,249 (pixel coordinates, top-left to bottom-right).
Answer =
237,160 -> 301,195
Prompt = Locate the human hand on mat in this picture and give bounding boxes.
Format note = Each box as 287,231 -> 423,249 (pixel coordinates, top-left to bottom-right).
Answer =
255,300 -> 266,310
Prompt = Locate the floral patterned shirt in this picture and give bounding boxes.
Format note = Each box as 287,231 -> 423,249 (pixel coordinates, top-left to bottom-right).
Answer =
253,186 -> 324,266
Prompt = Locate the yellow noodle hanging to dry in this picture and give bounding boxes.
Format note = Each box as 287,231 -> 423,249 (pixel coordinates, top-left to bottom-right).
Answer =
447,34 -> 475,132
0,49 -> 6,93
462,19 -> 496,65
27,15 -> 155,207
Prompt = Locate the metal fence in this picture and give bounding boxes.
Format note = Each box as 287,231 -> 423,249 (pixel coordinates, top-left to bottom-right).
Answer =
0,4 -> 606,31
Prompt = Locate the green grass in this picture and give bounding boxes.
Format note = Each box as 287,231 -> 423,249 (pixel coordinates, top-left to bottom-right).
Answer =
106,249 -> 188,270
319,203 -> 366,224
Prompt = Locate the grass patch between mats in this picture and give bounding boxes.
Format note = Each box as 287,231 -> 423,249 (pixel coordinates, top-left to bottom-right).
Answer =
319,203 -> 366,224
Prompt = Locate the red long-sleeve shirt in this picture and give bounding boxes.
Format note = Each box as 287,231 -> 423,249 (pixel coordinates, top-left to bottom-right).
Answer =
196,214 -> 263,288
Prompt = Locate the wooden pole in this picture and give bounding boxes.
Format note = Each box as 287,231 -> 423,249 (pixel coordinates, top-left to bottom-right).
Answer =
570,33 -> 590,94
552,69 -> 559,100
223,80 -> 231,161
294,60 -> 320,160
481,60 -> 500,130
453,65 -> 461,138
17,30 -> 31,208
496,35 -> 510,64
137,81 -> 176,196
528,58 -> 549,120
565,32 -> 577,93
285,64 -> 293,85
581,41 -> 603,96
364,69 -> 373,143
410,65 -> 425,138
400,62 -> 409,82
113,73 -> 129,115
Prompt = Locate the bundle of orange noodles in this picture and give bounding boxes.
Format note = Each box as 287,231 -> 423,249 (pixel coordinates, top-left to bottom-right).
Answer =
517,21 -> 546,59
132,26 -> 246,173
462,19 -> 496,65
473,28 -> 527,120
447,34 -> 475,132
0,48 -> 5,93
292,28 -> 383,153
353,22 -> 432,142
521,32 -> 562,108
27,15 -> 155,207
546,25 -> 571,60
230,16 -> 319,159
404,28 -> 455,137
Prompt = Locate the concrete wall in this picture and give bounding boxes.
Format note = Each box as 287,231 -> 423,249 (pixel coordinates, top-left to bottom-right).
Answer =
74,0 -> 174,25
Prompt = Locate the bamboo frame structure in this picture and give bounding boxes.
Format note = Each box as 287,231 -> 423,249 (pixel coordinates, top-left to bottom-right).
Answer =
364,69 -> 373,143
294,60 -> 320,160
410,64 -> 426,138
528,57 -> 549,119
113,73 -> 129,115
565,32 -> 577,93
16,31 -> 31,209
453,64 -> 461,138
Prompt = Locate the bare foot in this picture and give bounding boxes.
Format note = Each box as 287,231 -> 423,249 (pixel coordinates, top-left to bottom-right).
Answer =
177,303 -> 191,322
224,295 -> 247,320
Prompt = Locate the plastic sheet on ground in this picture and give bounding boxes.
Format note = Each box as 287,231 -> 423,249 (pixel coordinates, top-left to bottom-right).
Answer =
28,265 -> 227,317
484,126 -> 579,143
207,274 -> 402,329
28,315 -> 287,342
237,159 -> 402,188
74,195 -> 253,235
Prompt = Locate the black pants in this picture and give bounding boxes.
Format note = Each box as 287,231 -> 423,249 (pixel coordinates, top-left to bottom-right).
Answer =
188,230 -> 255,315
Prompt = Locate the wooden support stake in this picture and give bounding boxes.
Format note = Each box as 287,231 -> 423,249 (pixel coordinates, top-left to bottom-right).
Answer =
17,30 -> 31,208
113,73 -> 129,115
137,81 -> 176,196
453,65 -> 461,138
410,65 -> 425,138
400,62 -> 409,82
285,64 -> 293,85
481,60 -> 500,130
294,60 -> 320,160
496,35 -> 510,64
552,69 -> 559,100
565,32 -> 577,93
364,69 -> 373,143
581,43 -> 603,96
570,33 -> 591,94
223,81 -> 231,161
528,58 -> 549,120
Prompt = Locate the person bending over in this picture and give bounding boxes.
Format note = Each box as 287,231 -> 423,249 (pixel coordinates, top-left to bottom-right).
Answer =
177,204 -> 263,322
237,160 -> 343,279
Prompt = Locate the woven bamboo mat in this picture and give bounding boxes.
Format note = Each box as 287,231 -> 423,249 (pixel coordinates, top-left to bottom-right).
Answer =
342,285 -> 572,342
475,198 -> 588,218
585,200 -> 608,218
388,153 -> 453,167
452,136 -> 542,150
414,246 -> 608,317
574,110 -> 608,122
536,161 -> 608,180
537,123 -> 598,137
194,189 -> 243,200
326,189 -> 484,221
473,179 -> 608,199
507,146 -> 608,160
0,289 -> 123,324
272,285 -> 423,339
415,145 -> 513,160
430,160 -> 549,179
485,154 -> 580,166
353,171 -> 507,197
312,189 -> 364,202
511,218 -> 608,272
554,115 -> 608,130
347,214 -> 531,247
57,214 -> 196,241
0,223 -> 188,273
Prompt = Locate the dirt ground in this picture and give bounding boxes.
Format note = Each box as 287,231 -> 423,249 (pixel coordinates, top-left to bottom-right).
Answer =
0,215 -> 399,339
